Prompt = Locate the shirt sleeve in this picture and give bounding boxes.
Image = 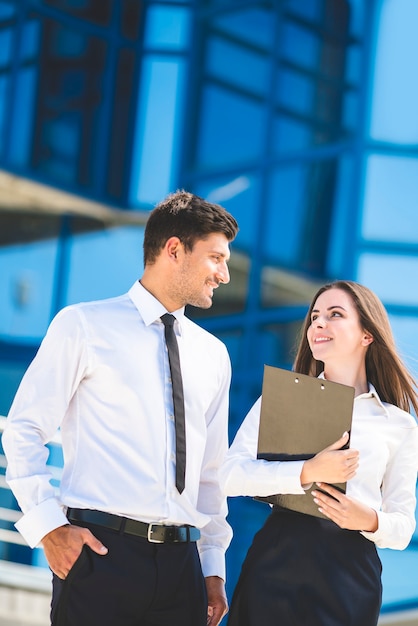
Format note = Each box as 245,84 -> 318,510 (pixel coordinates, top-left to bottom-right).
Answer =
219,397 -> 306,498
196,347 -> 233,581
2,307 -> 90,547
361,424 -> 418,550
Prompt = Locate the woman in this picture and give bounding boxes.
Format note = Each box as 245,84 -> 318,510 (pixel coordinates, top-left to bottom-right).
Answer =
220,280 -> 418,626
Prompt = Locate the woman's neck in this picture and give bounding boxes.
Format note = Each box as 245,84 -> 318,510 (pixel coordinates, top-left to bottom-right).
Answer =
323,363 -> 369,397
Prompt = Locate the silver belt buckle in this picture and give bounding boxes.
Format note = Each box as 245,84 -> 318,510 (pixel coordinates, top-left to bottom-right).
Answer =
147,523 -> 164,543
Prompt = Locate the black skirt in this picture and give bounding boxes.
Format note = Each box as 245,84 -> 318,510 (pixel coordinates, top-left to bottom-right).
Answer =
227,506 -> 382,626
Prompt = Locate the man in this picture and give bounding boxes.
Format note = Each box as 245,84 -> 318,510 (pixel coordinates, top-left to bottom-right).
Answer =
2,190 -> 238,626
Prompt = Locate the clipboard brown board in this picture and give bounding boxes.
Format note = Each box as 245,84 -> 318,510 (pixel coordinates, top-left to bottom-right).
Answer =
256,365 -> 355,519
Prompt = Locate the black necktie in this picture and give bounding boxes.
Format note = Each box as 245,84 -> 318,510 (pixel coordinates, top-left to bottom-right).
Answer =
160,314 -> 186,493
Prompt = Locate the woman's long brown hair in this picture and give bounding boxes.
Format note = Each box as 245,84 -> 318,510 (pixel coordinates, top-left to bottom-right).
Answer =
293,280 -> 418,415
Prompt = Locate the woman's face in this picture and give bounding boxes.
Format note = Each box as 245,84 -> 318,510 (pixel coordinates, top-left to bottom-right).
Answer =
307,288 -> 372,366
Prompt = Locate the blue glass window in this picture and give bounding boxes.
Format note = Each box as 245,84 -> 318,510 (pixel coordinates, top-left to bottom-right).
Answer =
370,0 -> 418,143
0,1 -> 15,20
0,239 -> 59,339
197,86 -> 265,169
0,28 -> 12,66
278,69 -> 315,116
207,36 -> 269,97
264,160 -> 337,277
131,57 -> 186,205
211,7 -> 275,50
19,18 -> 40,60
358,254 -> 418,307
196,173 -> 261,253
144,5 -> 190,49
362,155 -> 418,243
9,67 -> 37,167
66,227 -> 144,305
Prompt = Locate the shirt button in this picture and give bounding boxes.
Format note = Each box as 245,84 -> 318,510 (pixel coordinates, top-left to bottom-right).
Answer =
170,453 -> 175,462
169,414 -> 174,421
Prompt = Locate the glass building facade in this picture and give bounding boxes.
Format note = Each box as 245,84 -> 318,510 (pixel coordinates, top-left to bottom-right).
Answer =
0,0 -> 418,619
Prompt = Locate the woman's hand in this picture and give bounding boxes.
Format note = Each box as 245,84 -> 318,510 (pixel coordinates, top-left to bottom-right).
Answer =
300,432 -> 359,486
312,482 -> 378,532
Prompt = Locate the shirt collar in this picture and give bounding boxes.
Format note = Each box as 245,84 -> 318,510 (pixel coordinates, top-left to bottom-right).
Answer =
128,280 -> 185,332
356,382 -> 390,416
318,372 -> 390,417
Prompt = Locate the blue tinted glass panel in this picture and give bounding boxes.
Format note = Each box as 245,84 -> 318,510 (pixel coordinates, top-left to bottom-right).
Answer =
51,24 -> 86,57
197,86 -> 265,169
0,28 -> 12,66
347,0 -> 366,38
281,22 -> 319,70
45,118 -> 80,160
40,118 -> 79,184
0,363 -> 27,416
131,57 -> 185,205
216,331 -> 243,370
207,37 -> 269,97
259,322 -> 301,370
144,5 -> 190,50
389,315 -> 418,381
287,0 -> 322,22
9,67 -> 37,167
273,116 -> 310,153
326,155 -> 355,278
196,174 -> 261,252
66,227 -> 144,305
212,7 -> 275,50
370,0 -> 418,143
278,69 -> 314,114
362,155 -> 418,243
0,1 -> 15,19
265,166 -> 306,267
44,0 -> 112,27
0,241 -> 58,339
0,76 -> 8,153
345,45 -> 362,84
342,91 -> 359,130
379,547 -> 418,610
357,254 -> 418,307
19,19 -> 40,60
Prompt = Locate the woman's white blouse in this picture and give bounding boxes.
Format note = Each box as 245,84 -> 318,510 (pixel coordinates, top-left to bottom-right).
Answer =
220,382 -> 418,550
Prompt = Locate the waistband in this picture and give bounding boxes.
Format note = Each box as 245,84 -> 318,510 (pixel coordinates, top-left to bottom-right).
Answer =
67,508 -> 200,543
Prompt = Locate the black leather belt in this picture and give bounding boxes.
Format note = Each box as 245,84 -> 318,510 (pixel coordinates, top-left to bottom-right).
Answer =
67,508 -> 200,543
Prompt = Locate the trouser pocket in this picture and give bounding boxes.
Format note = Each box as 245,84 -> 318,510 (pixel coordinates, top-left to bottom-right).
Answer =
51,545 -> 91,625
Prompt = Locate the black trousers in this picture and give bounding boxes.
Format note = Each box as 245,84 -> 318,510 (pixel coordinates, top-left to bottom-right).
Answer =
228,506 -> 382,626
51,521 -> 207,626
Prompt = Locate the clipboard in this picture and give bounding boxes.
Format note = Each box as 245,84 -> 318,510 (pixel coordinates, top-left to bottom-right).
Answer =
256,365 -> 355,519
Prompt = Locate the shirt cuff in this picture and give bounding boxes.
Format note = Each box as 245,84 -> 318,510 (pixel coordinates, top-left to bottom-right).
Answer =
360,510 -> 412,550
15,498 -> 69,548
198,546 -> 226,581
275,460 -> 306,494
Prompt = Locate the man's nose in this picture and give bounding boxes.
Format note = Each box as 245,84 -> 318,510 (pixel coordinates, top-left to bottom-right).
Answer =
217,262 -> 230,285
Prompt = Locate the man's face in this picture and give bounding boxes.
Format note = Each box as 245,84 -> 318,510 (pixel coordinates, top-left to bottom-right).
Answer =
170,233 -> 231,309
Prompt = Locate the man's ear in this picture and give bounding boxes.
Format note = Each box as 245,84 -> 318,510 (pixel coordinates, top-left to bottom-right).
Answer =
165,237 -> 182,260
